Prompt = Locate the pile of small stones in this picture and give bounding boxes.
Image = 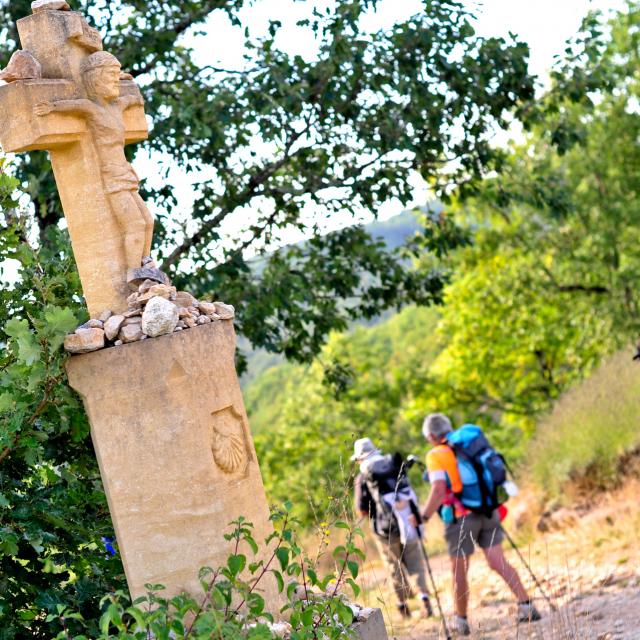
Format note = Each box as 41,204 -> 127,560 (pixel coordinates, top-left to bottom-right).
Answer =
64,280 -> 235,355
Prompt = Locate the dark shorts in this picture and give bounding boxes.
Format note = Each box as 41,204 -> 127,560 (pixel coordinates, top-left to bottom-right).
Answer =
444,511 -> 504,557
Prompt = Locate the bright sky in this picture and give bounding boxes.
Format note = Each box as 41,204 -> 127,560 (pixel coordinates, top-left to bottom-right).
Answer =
193,0 -> 627,80
146,0 -> 628,255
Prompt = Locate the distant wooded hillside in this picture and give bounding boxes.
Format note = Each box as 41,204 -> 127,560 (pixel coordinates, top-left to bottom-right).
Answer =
239,208 -> 424,386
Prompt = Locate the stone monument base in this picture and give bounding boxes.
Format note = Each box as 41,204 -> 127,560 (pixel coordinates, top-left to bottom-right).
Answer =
66,321 -> 278,604
352,608 -> 389,640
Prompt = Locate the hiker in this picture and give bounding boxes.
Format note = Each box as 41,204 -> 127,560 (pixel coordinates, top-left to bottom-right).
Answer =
419,413 -> 541,636
352,437 -> 433,619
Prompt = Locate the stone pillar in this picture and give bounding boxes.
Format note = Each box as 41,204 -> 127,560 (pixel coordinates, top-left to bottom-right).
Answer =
352,609 -> 389,640
66,321 -> 278,603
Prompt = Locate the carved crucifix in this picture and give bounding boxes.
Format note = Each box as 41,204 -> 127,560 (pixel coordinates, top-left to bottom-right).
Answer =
0,3 -> 158,316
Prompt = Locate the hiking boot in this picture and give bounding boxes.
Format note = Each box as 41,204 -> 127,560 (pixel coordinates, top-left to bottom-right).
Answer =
452,614 -> 471,636
517,601 -> 542,623
397,603 -> 411,619
421,595 -> 433,617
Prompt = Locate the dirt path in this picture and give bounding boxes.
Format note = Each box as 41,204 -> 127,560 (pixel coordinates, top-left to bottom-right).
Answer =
357,484 -> 640,639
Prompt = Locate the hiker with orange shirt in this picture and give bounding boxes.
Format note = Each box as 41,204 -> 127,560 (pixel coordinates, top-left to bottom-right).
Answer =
419,413 -> 540,636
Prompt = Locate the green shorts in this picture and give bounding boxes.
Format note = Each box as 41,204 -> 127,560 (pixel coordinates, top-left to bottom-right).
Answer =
444,510 -> 504,557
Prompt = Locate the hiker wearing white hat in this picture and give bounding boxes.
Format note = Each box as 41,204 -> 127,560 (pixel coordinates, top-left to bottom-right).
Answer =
350,437 -> 380,462
352,437 -> 433,620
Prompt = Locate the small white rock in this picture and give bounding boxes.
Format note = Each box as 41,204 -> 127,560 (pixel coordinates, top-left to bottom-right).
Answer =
64,328 -> 104,353
104,314 -> 125,341
80,318 -> 103,329
141,296 -> 179,337
98,309 -> 113,323
31,0 -> 70,14
214,301 -> 235,320
119,323 -> 143,343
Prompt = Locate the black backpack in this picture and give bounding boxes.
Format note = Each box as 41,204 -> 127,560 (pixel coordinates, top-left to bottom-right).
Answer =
363,453 -> 411,539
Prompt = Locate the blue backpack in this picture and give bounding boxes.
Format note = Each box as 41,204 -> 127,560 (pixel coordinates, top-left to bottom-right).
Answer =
446,424 -> 508,515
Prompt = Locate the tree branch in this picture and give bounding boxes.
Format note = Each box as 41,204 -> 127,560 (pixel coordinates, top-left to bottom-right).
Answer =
160,128 -> 309,270
129,6 -> 226,78
555,283 -> 609,294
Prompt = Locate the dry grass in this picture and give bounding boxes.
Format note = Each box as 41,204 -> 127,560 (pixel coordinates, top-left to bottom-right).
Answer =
527,350 -> 640,500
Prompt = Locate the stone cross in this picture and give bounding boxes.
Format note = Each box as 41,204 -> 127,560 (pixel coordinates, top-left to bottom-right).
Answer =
0,5 -> 152,316
66,321 -> 281,605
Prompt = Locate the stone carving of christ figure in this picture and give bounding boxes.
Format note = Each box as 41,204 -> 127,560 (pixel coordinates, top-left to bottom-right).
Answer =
34,51 -> 153,271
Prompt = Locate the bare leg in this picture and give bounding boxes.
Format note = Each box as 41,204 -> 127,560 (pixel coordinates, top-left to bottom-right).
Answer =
109,190 -> 147,269
451,555 -> 470,617
483,544 -> 529,602
133,191 -> 154,258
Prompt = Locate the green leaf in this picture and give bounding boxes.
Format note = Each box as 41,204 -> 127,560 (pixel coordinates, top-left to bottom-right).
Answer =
42,306 -> 78,350
271,569 -> 284,593
248,592 -> 265,616
331,545 -> 346,559
346,578 -> 360,597
245,534 -> 259,555
0,532 -> 19,556
275,547 -> 289,571
300,607 -> 314,626
5,318 -> 41,366
125,606 -> 148,629
28,537 -> 44,554
0,393 -> 14,413
227,553 -> 246,576
286,581 -> 299,600
337,602 -> 353,625
347,560 -> 359,579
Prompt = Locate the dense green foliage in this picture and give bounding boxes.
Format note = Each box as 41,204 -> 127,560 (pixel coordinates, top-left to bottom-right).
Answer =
248,2 -> 640,522
48,512 -> 366,640
428,0 -> 640,434
0,167 -> 123,637
1,0 -> 533,368
239,210 -> 422,386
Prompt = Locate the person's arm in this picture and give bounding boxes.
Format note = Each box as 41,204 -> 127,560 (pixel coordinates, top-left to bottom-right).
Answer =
354,474 -> 370,518
34,99 -> 94,117
421,479 -> 447,521
117,94 -> 144,110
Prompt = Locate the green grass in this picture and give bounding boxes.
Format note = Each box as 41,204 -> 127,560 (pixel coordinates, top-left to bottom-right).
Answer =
527,349 -> 640,497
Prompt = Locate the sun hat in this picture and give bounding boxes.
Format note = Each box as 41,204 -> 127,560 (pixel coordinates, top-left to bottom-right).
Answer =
350,437 -> 380,462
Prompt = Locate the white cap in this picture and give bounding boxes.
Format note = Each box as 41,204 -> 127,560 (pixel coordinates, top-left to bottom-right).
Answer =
32,0 -> 71,13
350,437 -> 379,462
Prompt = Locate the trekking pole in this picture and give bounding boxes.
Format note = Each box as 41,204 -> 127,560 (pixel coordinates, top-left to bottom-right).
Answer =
418,538 -> 452,640
500,525 -> 557,612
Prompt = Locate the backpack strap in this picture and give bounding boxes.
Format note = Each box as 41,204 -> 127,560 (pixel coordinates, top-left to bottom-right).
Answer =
451,445 -> 495,517
499,452 -> 515,479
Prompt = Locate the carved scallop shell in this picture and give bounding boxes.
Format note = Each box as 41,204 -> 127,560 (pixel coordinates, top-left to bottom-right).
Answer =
212,430 -> 246,474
